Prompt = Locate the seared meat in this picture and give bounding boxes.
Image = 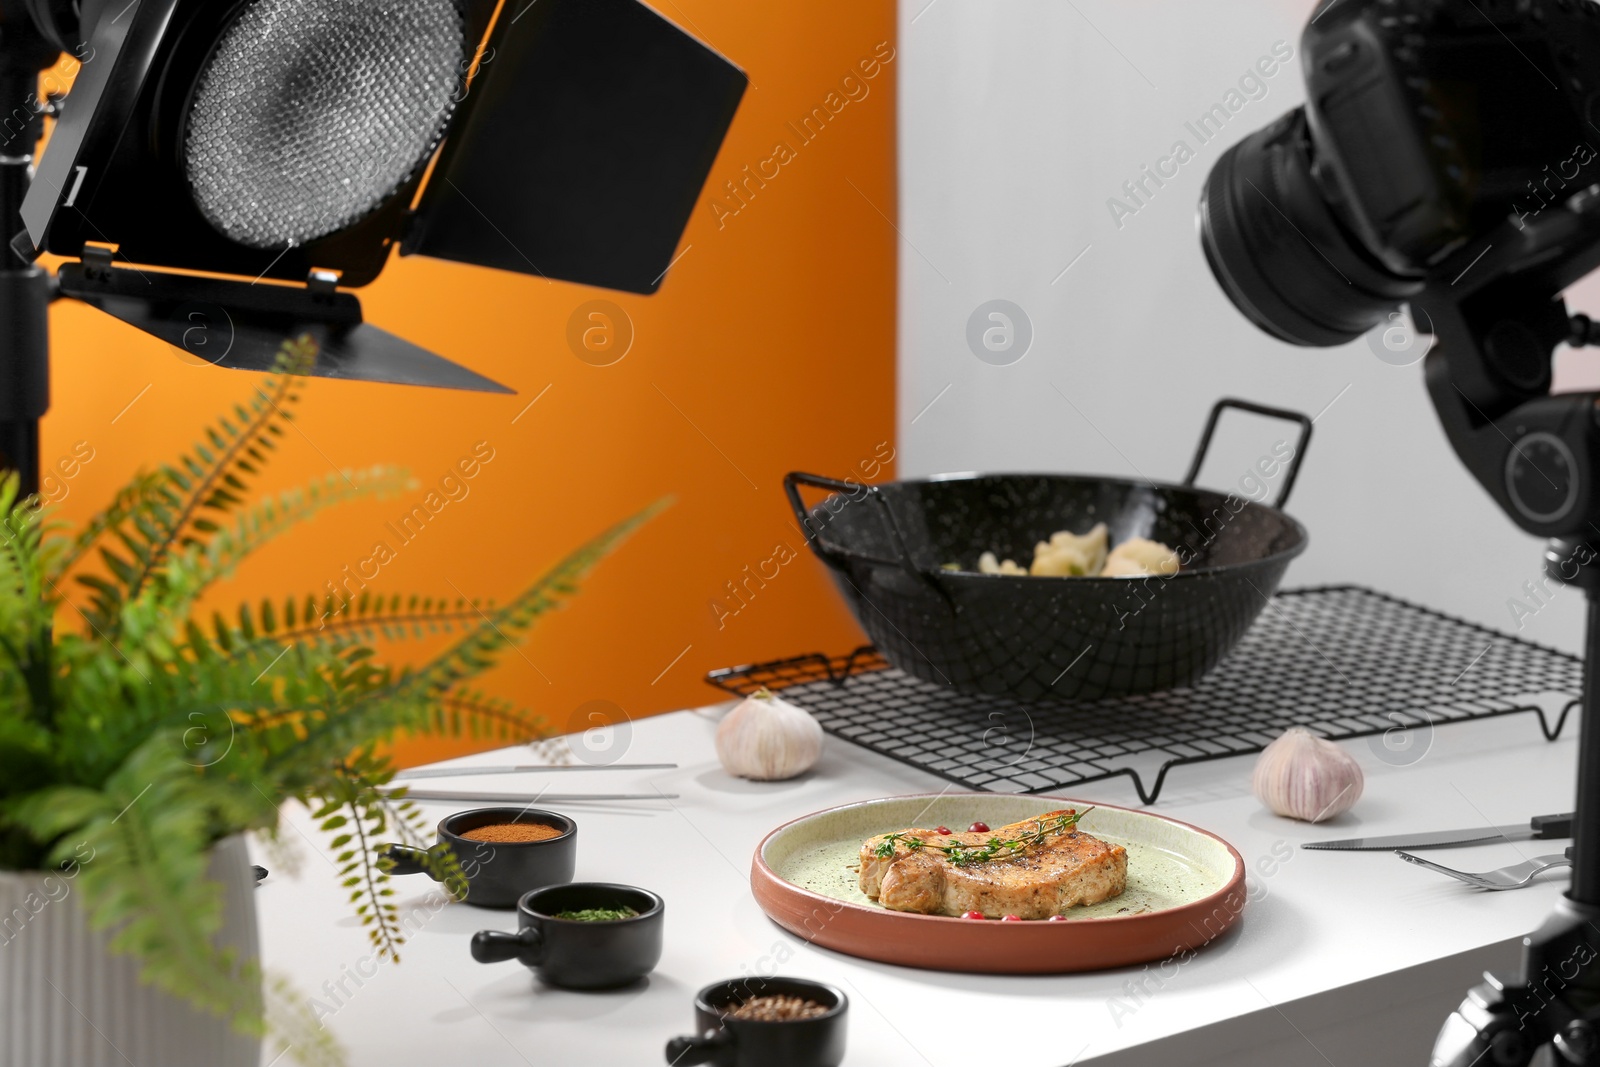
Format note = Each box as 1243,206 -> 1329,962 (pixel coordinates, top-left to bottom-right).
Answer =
858,809 -> 1126,919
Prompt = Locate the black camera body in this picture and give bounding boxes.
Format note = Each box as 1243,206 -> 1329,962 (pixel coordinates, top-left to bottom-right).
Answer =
1201,0 -> 1600,541
1200,0 -> 1600,350
1303,0 -> 1600,275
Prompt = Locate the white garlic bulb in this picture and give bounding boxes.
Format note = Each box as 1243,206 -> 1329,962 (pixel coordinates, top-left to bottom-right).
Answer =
1251,727 -> 1363,822
715,688 -> 823,781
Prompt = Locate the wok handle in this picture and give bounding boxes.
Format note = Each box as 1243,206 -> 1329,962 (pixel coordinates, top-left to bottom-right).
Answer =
1181,398 -> 1313,510
783,471 -> 922,574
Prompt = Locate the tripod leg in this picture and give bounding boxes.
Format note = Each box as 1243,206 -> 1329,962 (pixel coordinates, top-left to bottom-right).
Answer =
1432,567 -> 1600,1065
1572,586 -> 1600,904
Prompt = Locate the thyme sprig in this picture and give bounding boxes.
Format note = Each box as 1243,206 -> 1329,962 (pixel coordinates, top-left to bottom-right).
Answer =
872,809 -> 1093,867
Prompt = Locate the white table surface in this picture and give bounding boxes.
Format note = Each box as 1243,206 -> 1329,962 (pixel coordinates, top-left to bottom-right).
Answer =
254,695 -> 1582,1067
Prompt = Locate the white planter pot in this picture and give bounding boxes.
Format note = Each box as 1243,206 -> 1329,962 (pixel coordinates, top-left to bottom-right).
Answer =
0,835 -> 261,1067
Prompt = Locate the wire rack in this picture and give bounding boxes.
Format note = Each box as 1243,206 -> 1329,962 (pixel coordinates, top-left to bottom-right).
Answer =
705,585 -> 1585,804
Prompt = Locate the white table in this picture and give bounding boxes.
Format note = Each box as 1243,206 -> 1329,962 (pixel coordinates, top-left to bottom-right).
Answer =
255,697 -> 1580,1067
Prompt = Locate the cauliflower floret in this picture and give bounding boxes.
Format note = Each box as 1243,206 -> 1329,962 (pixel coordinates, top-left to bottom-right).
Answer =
1101,537 -> 1180,577
978,551 -> 1028,576
1029,523 -> 1108,576
970,524 -> 1178,578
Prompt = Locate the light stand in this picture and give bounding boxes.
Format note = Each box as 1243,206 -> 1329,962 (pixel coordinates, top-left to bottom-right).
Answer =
0,16 -> 63,498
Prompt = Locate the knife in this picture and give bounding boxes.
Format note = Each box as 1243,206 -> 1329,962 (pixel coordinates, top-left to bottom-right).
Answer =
1303,812 -> 1574,851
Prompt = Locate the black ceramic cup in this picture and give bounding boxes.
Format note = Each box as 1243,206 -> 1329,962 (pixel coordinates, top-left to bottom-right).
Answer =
665,978 -> 848,1067
471,882 -> 664,990
380,807 -> 576,909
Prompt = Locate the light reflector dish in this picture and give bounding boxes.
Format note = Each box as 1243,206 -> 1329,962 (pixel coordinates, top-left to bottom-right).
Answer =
185,0 -> 468,248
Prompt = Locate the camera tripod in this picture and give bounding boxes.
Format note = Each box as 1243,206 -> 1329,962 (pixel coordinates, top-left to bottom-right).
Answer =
1420,193 -> 1600,1065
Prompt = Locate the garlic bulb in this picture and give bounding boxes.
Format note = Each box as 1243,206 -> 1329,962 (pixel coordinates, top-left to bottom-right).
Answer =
1251,727 -> 1363,822
715,688 -> 823,781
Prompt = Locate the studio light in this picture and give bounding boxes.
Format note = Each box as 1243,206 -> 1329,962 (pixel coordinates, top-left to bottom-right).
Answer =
0,0 -> 746,478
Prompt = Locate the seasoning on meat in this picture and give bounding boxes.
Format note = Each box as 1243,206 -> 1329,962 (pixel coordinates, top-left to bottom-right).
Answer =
858,810 -> 1127,919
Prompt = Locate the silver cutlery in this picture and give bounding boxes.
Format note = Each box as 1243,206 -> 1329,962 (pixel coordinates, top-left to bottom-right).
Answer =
392,763 -> 678,780
1395,849 -> 1573,890
1304,812 -> 1573,851
381,789 -> 678,803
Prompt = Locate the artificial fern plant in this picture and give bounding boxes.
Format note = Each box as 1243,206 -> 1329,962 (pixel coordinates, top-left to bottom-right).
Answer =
0,339 -> 662,1059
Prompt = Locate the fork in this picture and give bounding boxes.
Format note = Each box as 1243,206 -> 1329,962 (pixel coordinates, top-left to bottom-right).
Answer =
1395,848 -> 1574,890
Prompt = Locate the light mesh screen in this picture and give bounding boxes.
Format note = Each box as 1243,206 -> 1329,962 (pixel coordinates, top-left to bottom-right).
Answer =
185,0 -> 467,249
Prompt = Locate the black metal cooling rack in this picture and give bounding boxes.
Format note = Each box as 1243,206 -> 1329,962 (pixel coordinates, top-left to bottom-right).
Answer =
704,585 -> 1585,804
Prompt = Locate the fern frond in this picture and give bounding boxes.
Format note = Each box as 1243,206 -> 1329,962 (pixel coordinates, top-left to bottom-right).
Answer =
406,498 -> 671,697
431,688 -> 549,742
46,470 -> 167,584
161,466 -> 415,616
68,339 -> 316,635
273,501 -> 667,770
131,338 -> 316,597
313,754 -> 444,964
229,592 -> 493,658
209,466 -> 411,580
264,972 -> 345,1067
0,476 -> 54,720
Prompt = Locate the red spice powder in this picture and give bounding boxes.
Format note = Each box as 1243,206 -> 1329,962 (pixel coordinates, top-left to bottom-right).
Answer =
460,822 -> 562,843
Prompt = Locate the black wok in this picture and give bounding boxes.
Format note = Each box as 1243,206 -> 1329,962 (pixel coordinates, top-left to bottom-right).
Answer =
785,399 -> 1311,703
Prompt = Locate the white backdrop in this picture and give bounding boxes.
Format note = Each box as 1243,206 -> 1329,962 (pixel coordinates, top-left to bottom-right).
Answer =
896,0 -> 1600,655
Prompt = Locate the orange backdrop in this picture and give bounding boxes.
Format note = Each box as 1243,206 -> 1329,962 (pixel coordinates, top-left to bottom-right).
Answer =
37,1 -> 897,765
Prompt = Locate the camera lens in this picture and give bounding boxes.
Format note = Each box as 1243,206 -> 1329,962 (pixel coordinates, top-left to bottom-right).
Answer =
1199,108 -> 1420,347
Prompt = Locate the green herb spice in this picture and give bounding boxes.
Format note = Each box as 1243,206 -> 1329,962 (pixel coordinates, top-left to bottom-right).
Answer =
553,906 -> 640,922
872,810 -> 1093,867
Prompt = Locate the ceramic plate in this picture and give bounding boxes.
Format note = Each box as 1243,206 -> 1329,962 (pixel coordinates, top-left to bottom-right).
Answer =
751,794 -> 1246,974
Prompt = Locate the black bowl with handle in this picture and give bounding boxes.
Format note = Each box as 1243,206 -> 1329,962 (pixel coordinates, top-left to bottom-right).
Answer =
665,977 -> 848,1067
380,807 -> 576,909
785,398 -> 1311,703
471,882 -> 664,990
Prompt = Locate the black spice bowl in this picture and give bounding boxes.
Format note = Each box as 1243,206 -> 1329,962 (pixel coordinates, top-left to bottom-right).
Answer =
380,806 -> 576,909
472,882 -> 664,990
666,977 -> 848,1067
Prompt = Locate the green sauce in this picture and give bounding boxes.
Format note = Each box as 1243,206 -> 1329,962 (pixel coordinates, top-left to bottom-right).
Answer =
552,906 -> 639,922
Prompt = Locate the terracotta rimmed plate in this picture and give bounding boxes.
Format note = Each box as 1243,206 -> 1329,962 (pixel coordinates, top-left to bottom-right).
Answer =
751,794 -> 1246,974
